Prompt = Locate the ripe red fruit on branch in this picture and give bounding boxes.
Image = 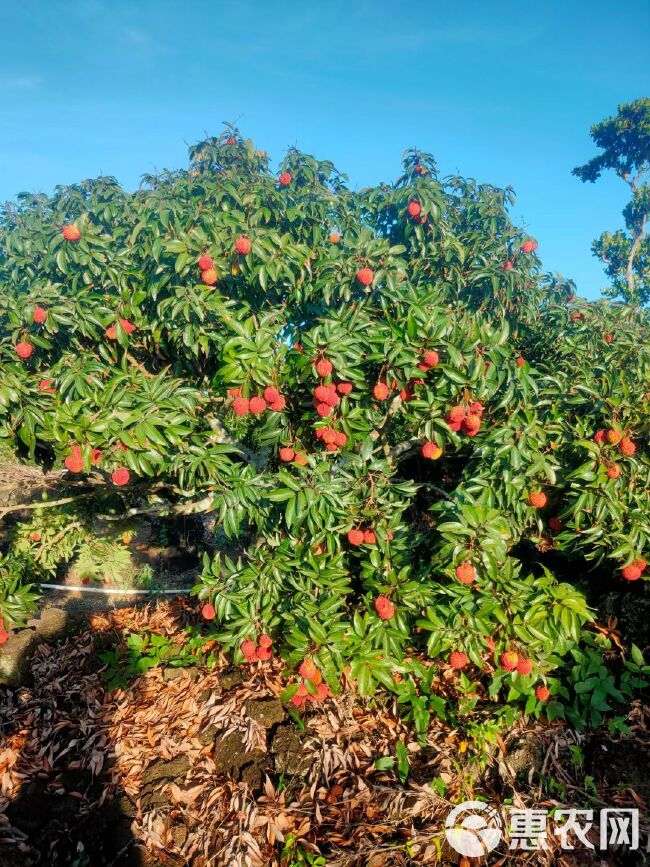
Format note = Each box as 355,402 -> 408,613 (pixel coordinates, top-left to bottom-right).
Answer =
33,305 -> 47,324
16,341 -> 33,359
279,447 -> 295,462
535,685 -> 550,702
201,268 -> 218,285
198,254 -> 213,271
269,397 -> 286,411
316,358 -> 333,377
407,200 -> 422,217
356,267 -> 374,286
38,379 -> 56,392
249,396 -> 267,414
232,397 -> 249,416
329,233 -> 341,244
0,631 -> 9,645
516,657 -> 533,676
449,651 -> 468,670
299,658 -> 318,681
528,491 -> 547,508
316,402 -> 331,418
347,528 -> 364,546
363,529 -> 377,544
29,531 -> 42,542
62,225 -> 81,241
549,517 -> 563,532
633,558 -> 647,573
604,333 -> 613,344
294,452 -> 308,466
521,239 -> 538,253
619,437 -> 635,456
621,563 -> 642,581
499,651 -> 519,671
314,384 -> 332,403
241,639 -> 257,663
373,381 -> 389,400
65,445 -> 83,473
334,431 -> 347,447
336,381 -> 352,395
593,430 -> 605,445
606,464 -> 621,480
448,405 -> 465,423
455,563 -> 476,585
606,429 -> 622,445
462,414 -> 481,436
259,634 -> 273,649
516,356 -> 525,368
111,467 -> 130,486
263,386 -> 280,404
279,171 -> 292,186
374,595 -> 395,619
502,260 -> 514,271
422,349 -> 439,367
202,603 -> 216,620
235,236 -> 252,255
421,441 -> 442,460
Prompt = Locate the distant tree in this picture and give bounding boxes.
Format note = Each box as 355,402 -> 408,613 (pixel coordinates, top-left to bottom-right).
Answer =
573,98 -> 650,305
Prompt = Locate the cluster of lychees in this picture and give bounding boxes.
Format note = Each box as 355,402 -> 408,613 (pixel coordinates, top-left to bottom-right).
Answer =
593,428 -> 636,480
106,318 -> 135,340
240,635 -> 273,663
231,385 -> 286,416
63,443 -> 129,485
290,657 -> 331,707
448,645 -> 549,702
446,401 -> 484,436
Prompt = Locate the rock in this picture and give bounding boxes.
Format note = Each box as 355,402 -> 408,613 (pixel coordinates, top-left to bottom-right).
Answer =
213,730 -> 267,790
197,724 -> 219,746
271,724 -> 311,778
162,667 -> 185,682
0,629 -> 37,688
31,607 -> 69,640
246,698 -> 285,728
219,670 -> 243,690
141,755 -> 190,786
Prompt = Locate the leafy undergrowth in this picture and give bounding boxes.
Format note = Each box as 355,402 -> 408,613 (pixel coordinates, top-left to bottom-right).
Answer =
0,600 -> 648,867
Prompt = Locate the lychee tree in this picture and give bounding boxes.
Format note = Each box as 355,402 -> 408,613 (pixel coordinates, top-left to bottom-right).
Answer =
1,126 -> 649,729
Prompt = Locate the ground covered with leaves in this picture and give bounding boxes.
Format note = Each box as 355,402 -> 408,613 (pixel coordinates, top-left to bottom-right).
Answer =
0,600 -> 648,866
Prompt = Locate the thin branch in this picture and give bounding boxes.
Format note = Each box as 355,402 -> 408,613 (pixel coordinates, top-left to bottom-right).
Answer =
0,495 -> 91,521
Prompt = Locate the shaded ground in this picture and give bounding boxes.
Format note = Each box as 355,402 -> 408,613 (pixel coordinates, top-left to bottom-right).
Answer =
0,601 -> 648,866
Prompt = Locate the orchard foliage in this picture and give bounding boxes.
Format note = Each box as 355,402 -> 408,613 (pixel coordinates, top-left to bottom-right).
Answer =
1,125 -> 649,728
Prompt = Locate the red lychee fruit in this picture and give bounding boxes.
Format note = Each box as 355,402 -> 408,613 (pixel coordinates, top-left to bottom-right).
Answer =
299,658 -> 319,681
91,448 -> 102,465
232,397 -> 250,416
29,531 -> 42,543
269,397 -> 286,412
516,657 -> 533,676
105,326 -> 117,340
521,239 -> 538,253
549,517 -> 563,533
201,603 -> 216,620
461,414 -> 481,436
633,558 -> 647,573
201,268 -> 218,285
606,464 -> 621,480
249,396 -> 267,414
407,200 -> 422,217
604,333 -> 613,344
241,639 -> 257,662
0,631 -> 9,645
374,595 -> 395,620
38,379 -> 55,392
421,441 -> 442,460
111,467 -> 130,486
337,381 -> 352,395
516,356 -> 525,367
499,651 -> 519,671
259,634 -> 273,649
619,437 -> 635,457
62,225 -> 81,241
363,529 -> 377,544
469,401 -> 484,417
330,233 -> 341,244
356,267 -> 374,286
528,491 -> 547,509
593,430 -> 605,445
535,685 -> 550,702
198,254 -> 213,271
502,260 -> 514,271
347,528 -> 364,546
316,358 -> 333,377
422,349 -> 439,367
449,651 -> 468,670
448,405 -> 465,423
64,448 -> 84,473
279,171 -> 292,186
314,384 -> 332,403
621,563 -> 642,581
294,452 -> 308,466
455,563 -> 476,585
256,646 -> 272,661
263,386 -> 280,404
16,341 -> 33,359
606,429 -> 622,445
33,305 -> 47,324
316,402 -> 331,418
334,431 -> 347,447
279,447 -> 295,462
235,236 -> 252,255
373,381 -> 389,400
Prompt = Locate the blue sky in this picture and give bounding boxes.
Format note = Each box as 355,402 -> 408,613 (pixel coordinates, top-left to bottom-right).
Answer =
1,0 -> 649,299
